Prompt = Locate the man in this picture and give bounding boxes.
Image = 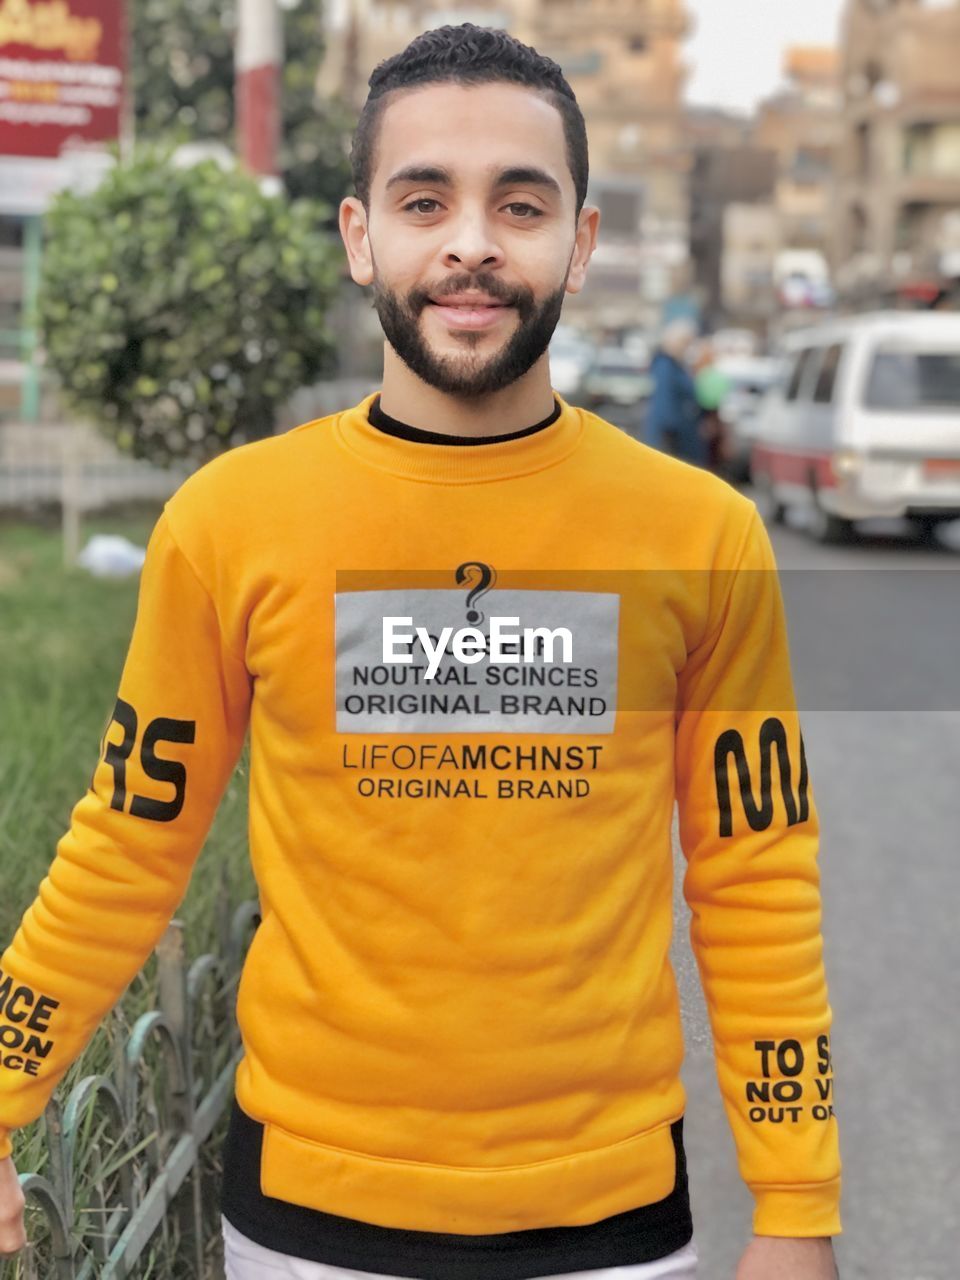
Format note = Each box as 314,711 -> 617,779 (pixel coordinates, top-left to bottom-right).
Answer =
0,24 -> 841,1280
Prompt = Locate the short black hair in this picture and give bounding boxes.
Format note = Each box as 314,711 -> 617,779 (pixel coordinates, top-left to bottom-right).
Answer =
350,23 -> 589,214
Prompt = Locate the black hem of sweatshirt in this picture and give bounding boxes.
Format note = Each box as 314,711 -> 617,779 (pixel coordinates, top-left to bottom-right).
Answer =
219,1096 -> 693,1279
367,395 -> 562,446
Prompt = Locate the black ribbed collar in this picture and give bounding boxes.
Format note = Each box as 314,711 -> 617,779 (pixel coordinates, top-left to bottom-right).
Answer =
368,394 -> 561,446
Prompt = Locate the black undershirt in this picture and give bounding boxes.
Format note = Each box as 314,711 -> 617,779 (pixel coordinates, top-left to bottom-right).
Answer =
367,394 -> 562,445
220,1100 -> 692,1279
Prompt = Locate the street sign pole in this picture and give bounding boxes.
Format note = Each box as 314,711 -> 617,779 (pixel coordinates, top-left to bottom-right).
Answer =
120,0 -> 135,163
237,0 -> 283,180
20,214 -> 42,423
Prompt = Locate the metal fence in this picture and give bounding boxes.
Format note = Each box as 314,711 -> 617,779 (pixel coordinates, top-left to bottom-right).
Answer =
0,377 -> 378,524
0,423 -> 191,514
10,885 -> 261,1279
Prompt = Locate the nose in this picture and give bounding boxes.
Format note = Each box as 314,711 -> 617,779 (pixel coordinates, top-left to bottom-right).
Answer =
441,211 -> 505,273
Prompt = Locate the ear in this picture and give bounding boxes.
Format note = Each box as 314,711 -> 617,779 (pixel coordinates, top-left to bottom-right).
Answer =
339,196 -> 374,287
565,204 -> 601,296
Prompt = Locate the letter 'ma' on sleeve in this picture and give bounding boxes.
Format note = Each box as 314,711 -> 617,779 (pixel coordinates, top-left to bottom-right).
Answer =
713,718 -> 810,839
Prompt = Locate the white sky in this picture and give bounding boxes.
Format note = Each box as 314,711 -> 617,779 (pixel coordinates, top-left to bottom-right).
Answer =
683,0 -> 847,113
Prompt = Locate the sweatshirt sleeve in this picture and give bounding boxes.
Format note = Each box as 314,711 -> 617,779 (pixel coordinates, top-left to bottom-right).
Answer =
674,506 -> 841,1238
0,509 -> 252,1161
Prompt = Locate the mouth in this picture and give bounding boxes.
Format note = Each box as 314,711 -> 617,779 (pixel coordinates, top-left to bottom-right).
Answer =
426,295 -> 515,332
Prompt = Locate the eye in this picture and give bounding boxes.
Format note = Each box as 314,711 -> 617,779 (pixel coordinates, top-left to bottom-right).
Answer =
403,198 -> 441,215
504,202 -> 544,219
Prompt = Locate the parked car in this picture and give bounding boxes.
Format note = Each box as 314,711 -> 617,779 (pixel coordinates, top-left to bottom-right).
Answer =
710,327 -> 759,359
580,347 -> 653,409
548,326 -> 595,397
620,328 -> 653,367
751,312 -> 960,542
715,355 -> 784,482
773,249 -> 834,311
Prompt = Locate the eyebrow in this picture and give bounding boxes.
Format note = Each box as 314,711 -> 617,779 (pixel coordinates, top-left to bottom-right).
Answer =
385,165 -> 453,191
385,164 -> 563,198
495,166 -> 563,197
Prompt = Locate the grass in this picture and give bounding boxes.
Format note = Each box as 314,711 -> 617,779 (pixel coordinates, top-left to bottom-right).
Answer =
0,504 -> 254,1279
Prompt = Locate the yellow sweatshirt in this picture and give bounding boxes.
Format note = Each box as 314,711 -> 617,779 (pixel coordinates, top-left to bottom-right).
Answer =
0,394 -> 840,1269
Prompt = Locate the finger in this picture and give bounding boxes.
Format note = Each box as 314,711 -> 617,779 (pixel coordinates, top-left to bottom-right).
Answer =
0,1209 -> 28,1256
0,1231 -> 28,1258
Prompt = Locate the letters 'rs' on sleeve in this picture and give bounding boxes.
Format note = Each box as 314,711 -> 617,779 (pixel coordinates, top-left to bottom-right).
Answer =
674,507 -> 841,1238
0,510 -> 251,1160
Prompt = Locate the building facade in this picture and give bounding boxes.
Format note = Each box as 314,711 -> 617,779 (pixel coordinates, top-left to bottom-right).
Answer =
755,47 -> 843,258
687,145 -> 778,327
686,45 -> 842,329
834,0 -> 960,301
720,202 -> 782,322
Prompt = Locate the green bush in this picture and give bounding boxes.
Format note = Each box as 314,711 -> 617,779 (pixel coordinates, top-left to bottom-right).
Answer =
39,149 -> 342,465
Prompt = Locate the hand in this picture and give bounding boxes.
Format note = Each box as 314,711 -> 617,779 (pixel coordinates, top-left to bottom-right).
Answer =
0,1155 -> 27,1259
736,1235 -> 838,1280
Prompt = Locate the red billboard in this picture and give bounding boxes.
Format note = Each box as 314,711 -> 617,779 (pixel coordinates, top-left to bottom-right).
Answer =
0,0 -> 125,161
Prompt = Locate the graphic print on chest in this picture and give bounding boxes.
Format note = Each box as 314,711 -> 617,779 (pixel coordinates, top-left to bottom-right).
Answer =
334,561 -> 620,735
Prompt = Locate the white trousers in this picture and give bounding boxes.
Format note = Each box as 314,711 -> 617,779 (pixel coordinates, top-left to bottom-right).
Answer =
221,1216 -> 699,1280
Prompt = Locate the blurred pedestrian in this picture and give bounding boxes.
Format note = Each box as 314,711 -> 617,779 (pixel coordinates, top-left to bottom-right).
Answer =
693,342 -> 732,475
646,320 -> 706,466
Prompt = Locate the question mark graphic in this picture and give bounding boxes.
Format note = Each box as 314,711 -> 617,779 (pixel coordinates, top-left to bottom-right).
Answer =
455,561 -> 497,625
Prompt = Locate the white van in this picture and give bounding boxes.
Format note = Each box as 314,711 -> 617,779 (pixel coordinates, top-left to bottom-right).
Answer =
751,311 -> 960,541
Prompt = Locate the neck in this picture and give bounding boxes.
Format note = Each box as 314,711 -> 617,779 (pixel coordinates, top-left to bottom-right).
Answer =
378,344 -> 556,439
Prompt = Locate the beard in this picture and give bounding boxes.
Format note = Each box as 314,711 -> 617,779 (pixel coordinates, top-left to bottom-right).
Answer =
372,269 -> 567,398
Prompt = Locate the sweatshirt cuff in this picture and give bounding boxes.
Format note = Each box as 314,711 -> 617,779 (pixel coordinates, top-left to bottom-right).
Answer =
0,1129 -> 12,1162
751,1178 -> 842,1237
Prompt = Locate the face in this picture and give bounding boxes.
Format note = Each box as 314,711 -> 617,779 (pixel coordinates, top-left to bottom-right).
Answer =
340,82 -> 599,398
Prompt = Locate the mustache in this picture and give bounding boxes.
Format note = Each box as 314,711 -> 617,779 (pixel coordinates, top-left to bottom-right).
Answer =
406,272 -> 534,317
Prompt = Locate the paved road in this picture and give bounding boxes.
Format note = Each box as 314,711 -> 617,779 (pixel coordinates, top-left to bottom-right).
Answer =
671,502 -> 960,1279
